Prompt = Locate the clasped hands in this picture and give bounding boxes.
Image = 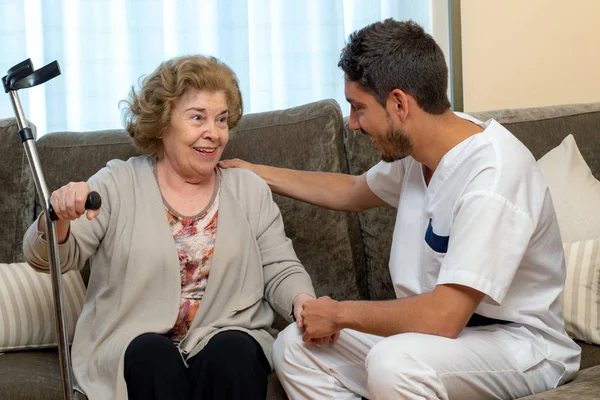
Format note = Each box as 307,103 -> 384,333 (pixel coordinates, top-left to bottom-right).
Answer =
292,293 -> 340,346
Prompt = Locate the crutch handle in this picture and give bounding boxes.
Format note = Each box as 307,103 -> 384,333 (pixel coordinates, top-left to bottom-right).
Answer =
2,59 -> 33,92
3,60 -> 61,92
48,191 -> 102,221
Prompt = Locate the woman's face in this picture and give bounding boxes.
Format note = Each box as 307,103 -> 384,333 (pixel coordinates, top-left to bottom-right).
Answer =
161,89 -> 229,182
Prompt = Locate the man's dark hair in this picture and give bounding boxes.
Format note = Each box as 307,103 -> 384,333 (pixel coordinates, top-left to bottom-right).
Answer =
338,19 -> 451,115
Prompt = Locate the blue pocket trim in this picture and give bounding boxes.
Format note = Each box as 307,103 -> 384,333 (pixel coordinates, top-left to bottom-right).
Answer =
425,219 -> 449,253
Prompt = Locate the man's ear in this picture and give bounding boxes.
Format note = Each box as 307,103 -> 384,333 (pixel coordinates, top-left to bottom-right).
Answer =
389,89 -> 409,122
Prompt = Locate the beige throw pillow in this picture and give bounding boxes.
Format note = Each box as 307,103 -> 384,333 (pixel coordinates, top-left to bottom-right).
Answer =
537,134 -> 600,344
0,262 -> 85,352
561,238 -> 600,344
537,134 -> 600,243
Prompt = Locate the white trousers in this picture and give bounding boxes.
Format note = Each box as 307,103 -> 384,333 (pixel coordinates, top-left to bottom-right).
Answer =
272,324 -> 565,400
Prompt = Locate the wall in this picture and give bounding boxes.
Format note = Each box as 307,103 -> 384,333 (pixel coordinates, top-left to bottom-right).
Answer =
459,0 -> 600,112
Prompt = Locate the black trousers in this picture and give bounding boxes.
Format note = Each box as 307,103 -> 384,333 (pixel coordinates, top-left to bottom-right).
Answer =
124,330 -> 270,400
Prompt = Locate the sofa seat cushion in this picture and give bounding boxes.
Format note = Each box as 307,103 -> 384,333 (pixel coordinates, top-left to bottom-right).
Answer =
267,373 -> 287,400
580,342 -> 600,369
0,349 -> 285,400
0,349 -> 65,399
519,364 -> 600,399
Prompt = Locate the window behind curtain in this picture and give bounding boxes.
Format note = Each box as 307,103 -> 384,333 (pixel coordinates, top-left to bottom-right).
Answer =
0,0 -> 446,136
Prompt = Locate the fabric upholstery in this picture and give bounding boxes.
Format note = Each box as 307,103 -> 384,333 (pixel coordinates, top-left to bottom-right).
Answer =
343,103 -> 600,302
580,341 -> 600,370
560,238 -> 600,345
0,118 -> 36,263
2,101 -> 600,399
469,103 -> 600,179
267,373 -> 287,400
519,365 -> 600,399
0,348 -> 281,400
343,118 -> 397,300
0,263 -> 85,351
224,99 -> 367,300
34,129 -> 140,211
0,349 -> 68,399
35,129 -> 140,286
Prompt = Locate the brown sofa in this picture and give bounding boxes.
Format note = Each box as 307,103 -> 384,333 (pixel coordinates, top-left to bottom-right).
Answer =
0,99 -> 599,399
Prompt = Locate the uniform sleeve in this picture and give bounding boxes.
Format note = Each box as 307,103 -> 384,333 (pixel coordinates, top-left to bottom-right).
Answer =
365,160 -> 406,208
23,163 -> 114,274
436,192 -> 535,305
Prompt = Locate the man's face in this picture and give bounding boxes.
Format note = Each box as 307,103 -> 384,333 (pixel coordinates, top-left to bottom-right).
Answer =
345,80 -> 413,162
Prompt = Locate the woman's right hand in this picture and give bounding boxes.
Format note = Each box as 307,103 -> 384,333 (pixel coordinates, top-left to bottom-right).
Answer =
50,182 -> 100,221
38,182 -> 99,244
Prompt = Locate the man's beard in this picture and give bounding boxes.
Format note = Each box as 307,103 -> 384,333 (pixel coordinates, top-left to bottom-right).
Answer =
380,123 -> 413,163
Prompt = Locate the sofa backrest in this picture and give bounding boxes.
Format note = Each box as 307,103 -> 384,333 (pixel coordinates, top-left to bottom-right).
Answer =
0,99 -> 368,301
343,122 -> 397,300
33,128 -> 140,284
0,119 -> 36,263
343,102 -> 600,301
223,99 -> 367,300
469,103 -> 600,179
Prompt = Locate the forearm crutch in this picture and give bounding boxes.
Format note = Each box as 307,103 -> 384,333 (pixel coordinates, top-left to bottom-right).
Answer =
3,59 -> 101,400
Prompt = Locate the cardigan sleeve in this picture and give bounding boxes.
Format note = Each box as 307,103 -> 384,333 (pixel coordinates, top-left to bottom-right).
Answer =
23,162 -> 115,274
253,179 -> 317,322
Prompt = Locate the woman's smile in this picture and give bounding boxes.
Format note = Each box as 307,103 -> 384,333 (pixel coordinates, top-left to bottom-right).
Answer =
192,146 -> 217,157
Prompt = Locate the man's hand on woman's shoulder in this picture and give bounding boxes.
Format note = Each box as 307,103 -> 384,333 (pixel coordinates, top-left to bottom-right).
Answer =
219,158 -> 255,171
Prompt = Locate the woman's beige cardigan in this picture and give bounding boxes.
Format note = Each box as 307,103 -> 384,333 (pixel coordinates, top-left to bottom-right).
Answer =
23,156 -> 316,400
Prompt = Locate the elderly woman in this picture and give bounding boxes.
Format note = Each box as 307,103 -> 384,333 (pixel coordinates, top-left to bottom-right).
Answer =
23,55 -> 316,400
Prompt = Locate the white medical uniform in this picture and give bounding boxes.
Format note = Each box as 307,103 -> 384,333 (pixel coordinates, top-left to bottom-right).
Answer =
273,114 -> 581,399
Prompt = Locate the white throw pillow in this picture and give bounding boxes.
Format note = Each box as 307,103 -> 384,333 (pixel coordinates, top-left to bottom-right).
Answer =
561,238 -> 600,344
537,134 -> 600,243
0,262 -> 85,352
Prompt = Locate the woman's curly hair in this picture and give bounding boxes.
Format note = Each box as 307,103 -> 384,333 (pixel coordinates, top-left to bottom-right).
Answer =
121,55 -> 243,154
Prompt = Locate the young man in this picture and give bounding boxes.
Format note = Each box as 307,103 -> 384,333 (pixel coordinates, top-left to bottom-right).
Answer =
220,19 -> 580,400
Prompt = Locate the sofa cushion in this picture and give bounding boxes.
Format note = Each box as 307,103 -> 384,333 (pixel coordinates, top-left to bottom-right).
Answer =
35,129 -> 140,286
560,238 -> 600,345
469,103 -> 600,179
343,118 -> 396,300
519,364 -> 600,399
34,100 -> 368,301
344,102 -> 600,301
0,118 -> 36,263
0,349 -> 283,400
537,135 -> 600,243
0,263 -> 84,352
0,349 -> 67,399
580,342 -> 600,369
35,128 -> 140,208
530,135 -> 600,345
224,99 -> 367,300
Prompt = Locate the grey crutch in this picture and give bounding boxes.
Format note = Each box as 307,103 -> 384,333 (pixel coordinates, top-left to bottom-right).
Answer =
3,59 -> 101,400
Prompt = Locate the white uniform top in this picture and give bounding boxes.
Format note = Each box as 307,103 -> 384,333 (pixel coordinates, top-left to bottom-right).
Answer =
366,113 -> 580,383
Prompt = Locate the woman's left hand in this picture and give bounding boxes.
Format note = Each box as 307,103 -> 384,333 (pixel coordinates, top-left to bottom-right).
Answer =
292,293 -> 314,329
